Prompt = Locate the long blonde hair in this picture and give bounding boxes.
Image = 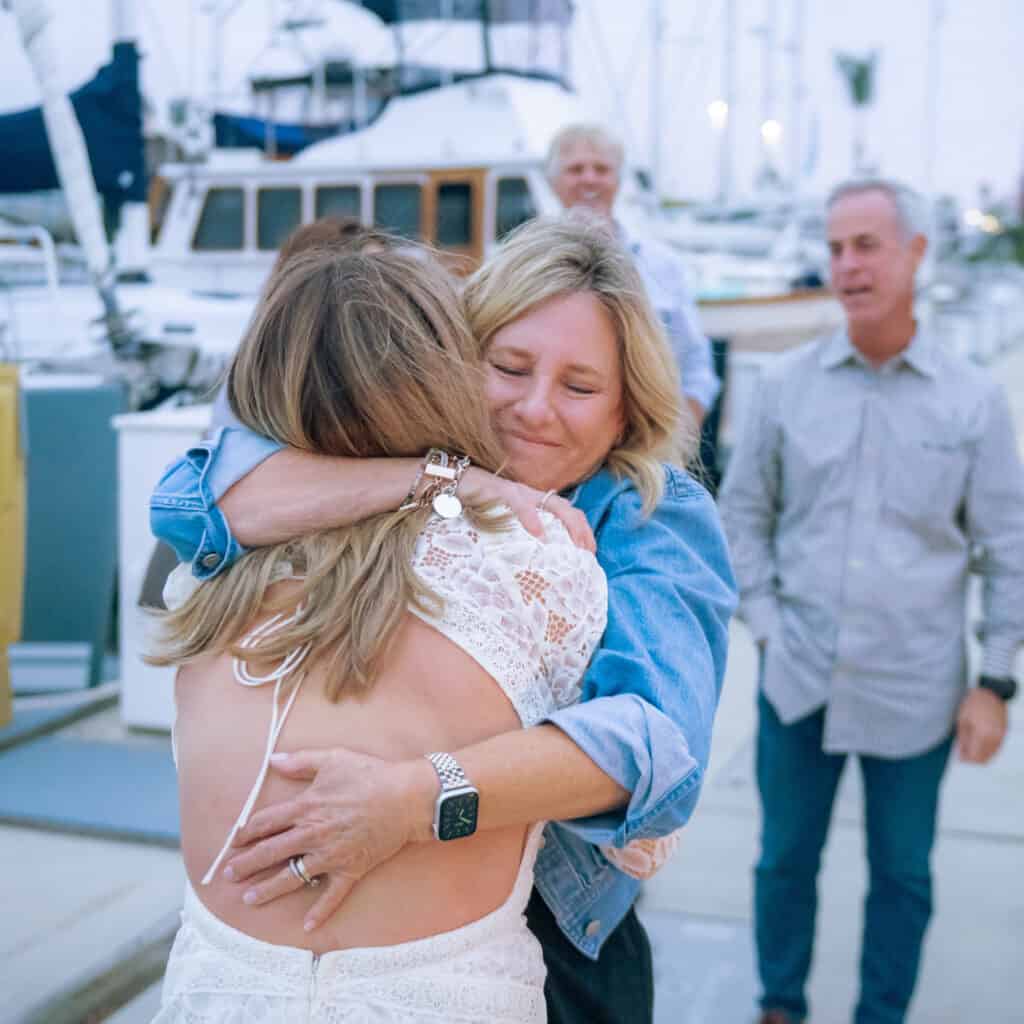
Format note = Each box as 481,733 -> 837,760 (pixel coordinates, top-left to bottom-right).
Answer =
464,216 -> 691,512
149,246 -> 507,696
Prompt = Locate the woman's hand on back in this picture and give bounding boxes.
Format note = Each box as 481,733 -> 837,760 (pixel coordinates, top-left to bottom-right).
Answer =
460,468 -> 595,553
222,747 -> 436,933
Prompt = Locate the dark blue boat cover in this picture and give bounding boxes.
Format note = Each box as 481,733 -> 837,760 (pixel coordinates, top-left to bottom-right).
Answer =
358,1 -> 571,24
0,41 -> 146,203
213,113 -> 348,155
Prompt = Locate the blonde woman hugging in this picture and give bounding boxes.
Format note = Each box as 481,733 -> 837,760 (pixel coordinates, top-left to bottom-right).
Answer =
150,219 -> 736,1023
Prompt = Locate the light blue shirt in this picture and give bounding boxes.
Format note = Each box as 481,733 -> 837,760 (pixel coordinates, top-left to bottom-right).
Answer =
150,426 -> 736,957
720,328 -> 1024,757
621,227 -> 721,412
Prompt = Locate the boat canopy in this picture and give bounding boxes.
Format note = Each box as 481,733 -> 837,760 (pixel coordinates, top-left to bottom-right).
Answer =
213,113 -> 349,156
217,66 -> 568,156
357,1 -> 572,24
0,41 -> 146,204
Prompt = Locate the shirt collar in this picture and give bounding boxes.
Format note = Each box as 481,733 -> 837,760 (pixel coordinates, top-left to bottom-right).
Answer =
818,329 -> 859,370
899,329 -> 938,377
819,325 -> 937,378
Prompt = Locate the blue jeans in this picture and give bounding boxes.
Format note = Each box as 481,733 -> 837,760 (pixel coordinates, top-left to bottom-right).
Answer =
754,690 -> 952,1024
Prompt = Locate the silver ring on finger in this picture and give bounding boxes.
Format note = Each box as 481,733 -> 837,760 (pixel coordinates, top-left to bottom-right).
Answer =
288,855 -> 321,888
536,489 -> 556,513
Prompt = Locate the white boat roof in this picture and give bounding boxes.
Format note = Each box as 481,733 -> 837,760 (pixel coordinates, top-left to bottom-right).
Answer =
292,73 -> 587,172
159,75 -> 592,181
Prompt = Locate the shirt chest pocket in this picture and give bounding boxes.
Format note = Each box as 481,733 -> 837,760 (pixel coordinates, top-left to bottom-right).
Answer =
781,419 -> 858,500
885,433 -> 972,524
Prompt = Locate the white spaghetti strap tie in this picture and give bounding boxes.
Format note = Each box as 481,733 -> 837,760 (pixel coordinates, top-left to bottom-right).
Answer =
200,607 -> 312,886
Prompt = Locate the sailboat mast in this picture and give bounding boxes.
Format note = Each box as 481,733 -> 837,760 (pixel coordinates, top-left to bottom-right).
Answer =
480,0 -> 493,74
649,0 -> 663,204
923,0 -> 945,195
788,0 -> 805,196
209,0 -> 224,120
111,0 -> 149,278
10,0 -> 133,348
720,0 -> 737,205
760,0 -> 777,181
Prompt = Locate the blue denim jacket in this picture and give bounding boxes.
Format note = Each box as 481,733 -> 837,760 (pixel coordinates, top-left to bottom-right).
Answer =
150,429 -> 736,958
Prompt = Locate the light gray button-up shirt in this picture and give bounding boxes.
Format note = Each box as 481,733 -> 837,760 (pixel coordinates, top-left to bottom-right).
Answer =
620,227 -> 721,411
720,327 -> 1024,757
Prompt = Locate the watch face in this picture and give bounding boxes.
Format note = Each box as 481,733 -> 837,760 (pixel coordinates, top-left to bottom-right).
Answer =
438,791 -> 479,841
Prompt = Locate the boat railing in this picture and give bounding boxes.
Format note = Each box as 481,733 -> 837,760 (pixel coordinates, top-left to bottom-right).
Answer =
0,223 -> 60,293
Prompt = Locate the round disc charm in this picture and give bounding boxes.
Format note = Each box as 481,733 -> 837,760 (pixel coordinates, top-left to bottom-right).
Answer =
432,492 -> 463,519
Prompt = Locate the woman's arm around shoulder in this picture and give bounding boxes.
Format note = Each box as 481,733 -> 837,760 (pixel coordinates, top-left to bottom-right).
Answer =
149,425 -> 282,579
150,426 -> 596,580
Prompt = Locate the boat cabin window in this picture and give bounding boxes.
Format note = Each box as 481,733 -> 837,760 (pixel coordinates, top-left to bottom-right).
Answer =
193,187 -> 244,251
315,185 -> 361,220
257,187 -> 302,251
496,178 -> 536,240
436,182 -> 473,247
374,184 -> 422,240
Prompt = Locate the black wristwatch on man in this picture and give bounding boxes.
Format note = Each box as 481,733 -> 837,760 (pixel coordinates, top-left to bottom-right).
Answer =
977,675 -> 1018,702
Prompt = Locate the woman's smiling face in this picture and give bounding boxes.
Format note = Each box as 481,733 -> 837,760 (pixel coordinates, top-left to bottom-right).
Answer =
484,290 -> 626,493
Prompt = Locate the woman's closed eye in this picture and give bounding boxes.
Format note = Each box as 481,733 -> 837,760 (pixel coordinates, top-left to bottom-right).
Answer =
490,359 -> 600,395
492,363 -> 528,377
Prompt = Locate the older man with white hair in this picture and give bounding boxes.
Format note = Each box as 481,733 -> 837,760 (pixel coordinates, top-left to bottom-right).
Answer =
720,178 -> 1024,1024
545,123 -> 719,430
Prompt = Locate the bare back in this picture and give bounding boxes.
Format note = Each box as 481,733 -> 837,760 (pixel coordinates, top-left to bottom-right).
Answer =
176,604 -> 527,953
170,512 -> 607,955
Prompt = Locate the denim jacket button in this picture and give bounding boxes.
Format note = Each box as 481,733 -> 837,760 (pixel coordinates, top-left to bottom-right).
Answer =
584,919 -> 601,938
201,553 -> 220,569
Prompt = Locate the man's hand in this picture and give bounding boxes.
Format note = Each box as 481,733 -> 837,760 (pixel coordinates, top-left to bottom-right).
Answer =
222,747 -> 436,932
956,688 -> 1009,764
460,468 -> 595,552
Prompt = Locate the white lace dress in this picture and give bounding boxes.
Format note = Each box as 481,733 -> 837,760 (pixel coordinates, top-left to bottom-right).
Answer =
155,510 -> 607,1024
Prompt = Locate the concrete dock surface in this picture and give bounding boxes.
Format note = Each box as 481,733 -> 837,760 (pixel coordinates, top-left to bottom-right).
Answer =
4,344 -> 1024,1023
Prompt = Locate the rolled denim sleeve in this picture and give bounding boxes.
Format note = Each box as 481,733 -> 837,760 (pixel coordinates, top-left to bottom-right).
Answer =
149,425 -> 282,579
544,472 -> 736,848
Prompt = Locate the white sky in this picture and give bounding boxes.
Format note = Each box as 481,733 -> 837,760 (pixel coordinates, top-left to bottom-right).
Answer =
573,0 -> 1024,207
1,0 -> 1022,208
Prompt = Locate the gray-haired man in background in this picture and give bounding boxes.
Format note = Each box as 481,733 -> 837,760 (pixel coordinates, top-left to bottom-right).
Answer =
545,123 -> 720,430
720,178 -> 1023,1024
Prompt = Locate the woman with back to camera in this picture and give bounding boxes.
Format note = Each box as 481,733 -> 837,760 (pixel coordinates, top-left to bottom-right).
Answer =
150,218 -> 737,1024
151,243 -> 607,1022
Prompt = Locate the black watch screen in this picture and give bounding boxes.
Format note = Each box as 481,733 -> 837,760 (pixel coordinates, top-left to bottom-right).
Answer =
438,790 -> 479,841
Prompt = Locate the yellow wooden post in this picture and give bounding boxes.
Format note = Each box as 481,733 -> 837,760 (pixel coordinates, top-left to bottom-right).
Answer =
0,365 -> 25,726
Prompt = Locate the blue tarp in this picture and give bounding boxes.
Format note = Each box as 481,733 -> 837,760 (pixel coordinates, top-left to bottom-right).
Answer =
0,41 -> 146,203
213,112 -> 350,155
358,0 -> 572,23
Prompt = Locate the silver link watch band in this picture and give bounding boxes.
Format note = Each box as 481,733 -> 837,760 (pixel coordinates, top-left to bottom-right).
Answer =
425,751 -> 470,791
